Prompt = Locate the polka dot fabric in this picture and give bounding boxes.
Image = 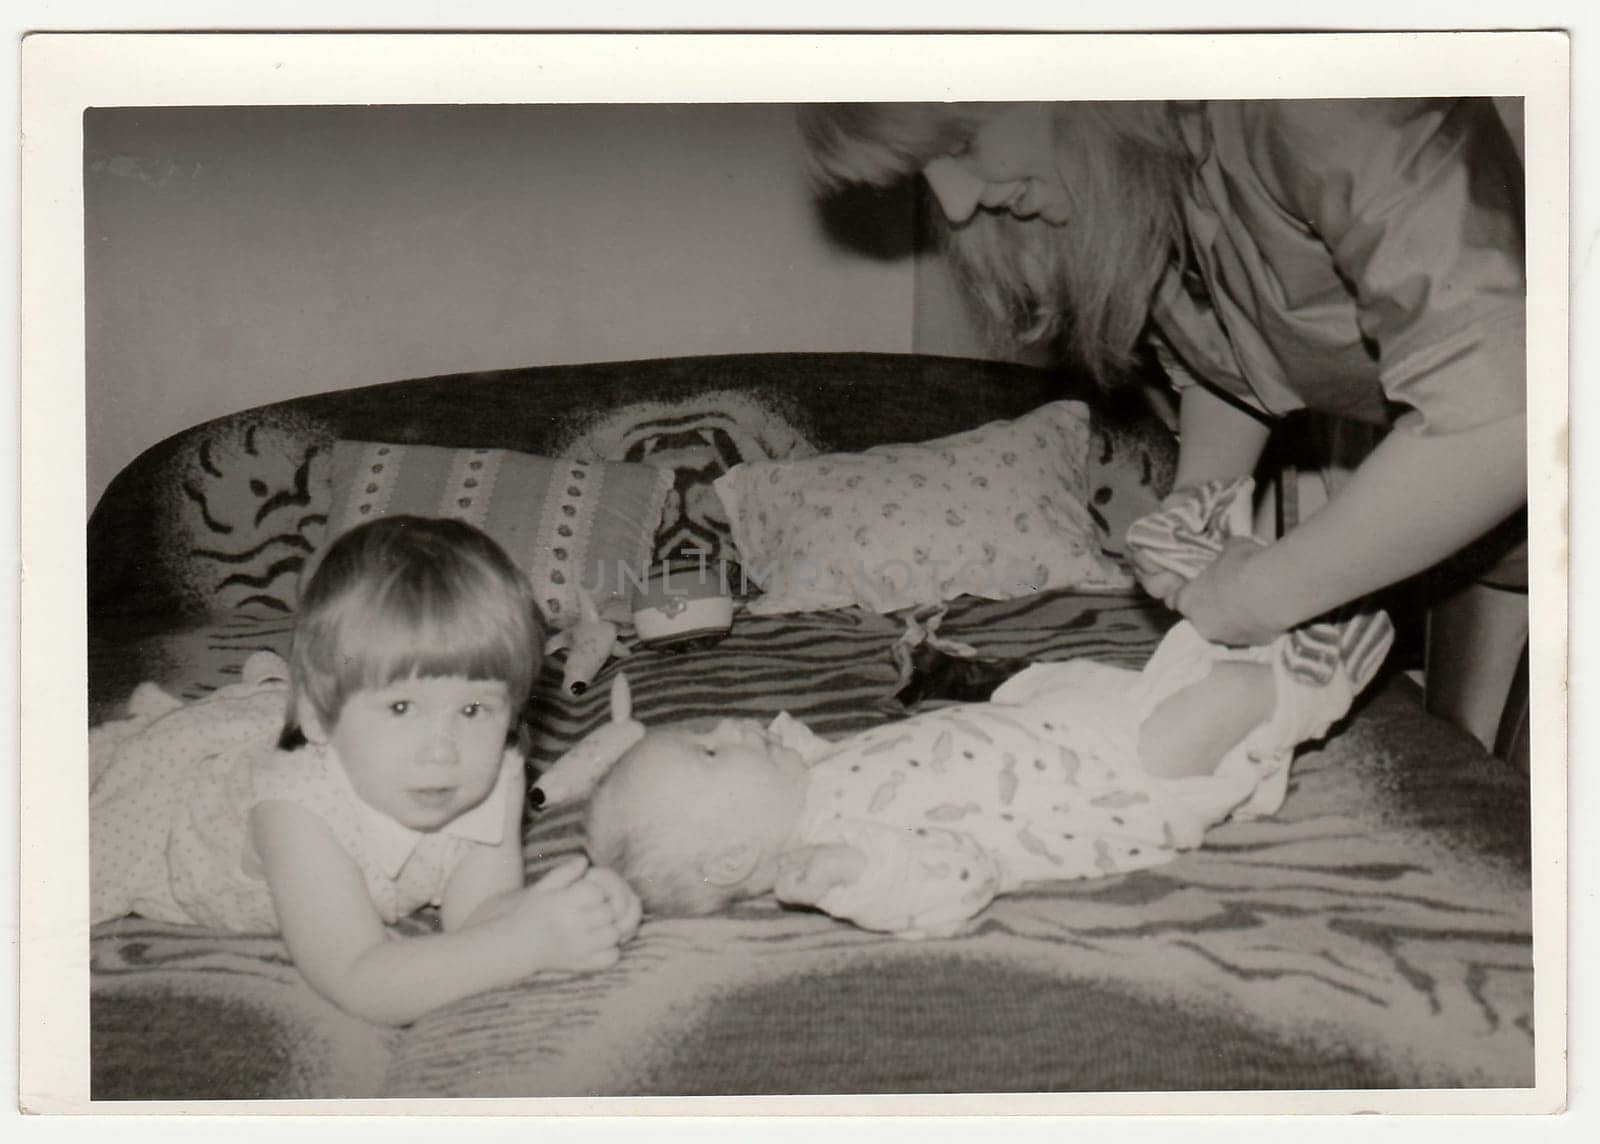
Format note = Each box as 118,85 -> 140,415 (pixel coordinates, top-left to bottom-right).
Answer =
316,440 -> 673,629
714,400 -> 1132,615
90,675 -> 519,932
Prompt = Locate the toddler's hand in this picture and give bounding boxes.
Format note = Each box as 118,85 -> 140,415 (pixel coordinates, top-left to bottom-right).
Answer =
516,856 -> 627,974
774,843 -> 867,905
584,864 -> 643,943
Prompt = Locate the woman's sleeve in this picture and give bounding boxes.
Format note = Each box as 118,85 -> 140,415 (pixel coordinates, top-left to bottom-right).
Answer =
1252,98 -> 1525,435
1148,327 -> 1201,395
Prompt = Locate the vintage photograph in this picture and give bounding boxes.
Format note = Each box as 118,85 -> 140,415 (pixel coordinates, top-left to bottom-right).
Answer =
21,32 -> 1567,1113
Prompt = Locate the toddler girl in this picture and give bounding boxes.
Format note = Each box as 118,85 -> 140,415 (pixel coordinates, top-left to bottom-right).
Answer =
91,516 -> 640,1025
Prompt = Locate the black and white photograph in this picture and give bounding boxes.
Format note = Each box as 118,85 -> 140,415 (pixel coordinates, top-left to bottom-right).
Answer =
18,29 -> 1570,1117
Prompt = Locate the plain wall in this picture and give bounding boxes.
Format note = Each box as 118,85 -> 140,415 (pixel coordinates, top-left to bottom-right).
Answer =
84,97 -> 1526,511
84,103 -> 924,510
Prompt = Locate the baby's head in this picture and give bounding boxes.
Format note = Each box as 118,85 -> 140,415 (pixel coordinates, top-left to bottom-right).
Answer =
585,719 -> 809,917
286,515 -> 543,744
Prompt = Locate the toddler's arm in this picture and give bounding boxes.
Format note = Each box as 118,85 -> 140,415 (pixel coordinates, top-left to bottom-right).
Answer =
440,759 -> 531,931
251,801 -> 632,1026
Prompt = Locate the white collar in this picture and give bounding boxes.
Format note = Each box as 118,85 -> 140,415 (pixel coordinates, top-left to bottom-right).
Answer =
319,744 -> 518,879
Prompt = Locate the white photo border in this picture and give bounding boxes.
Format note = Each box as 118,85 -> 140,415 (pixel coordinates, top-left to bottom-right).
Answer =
18,29 -> 1571,1120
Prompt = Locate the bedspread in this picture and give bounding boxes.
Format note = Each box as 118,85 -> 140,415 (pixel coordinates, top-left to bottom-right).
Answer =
88,588 -> 1533,1099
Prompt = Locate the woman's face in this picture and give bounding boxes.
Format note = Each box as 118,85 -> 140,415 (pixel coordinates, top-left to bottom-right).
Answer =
922,103 -> 1071,226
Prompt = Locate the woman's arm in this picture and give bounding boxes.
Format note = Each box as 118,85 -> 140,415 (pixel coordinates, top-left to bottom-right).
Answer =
1132,384 -> 1274,602
1172,382 -> 1274,489
1169,102 -> 1526,643
251,800 -> 624,1026
1175,412 -> 1526,644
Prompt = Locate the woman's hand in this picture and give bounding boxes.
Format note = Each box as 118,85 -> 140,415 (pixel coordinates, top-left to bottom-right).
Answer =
1126,478 -> 1255,610
1170,537 -> 1285,647
1128,548 -> 1188,607
1125,487 -> 1206,604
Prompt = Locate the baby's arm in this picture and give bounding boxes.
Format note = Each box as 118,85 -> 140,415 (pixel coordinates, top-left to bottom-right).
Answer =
777,823 -> 1002,940
251,801 -> 630,1026
774,842 -> 869,902
1137,661 -> 1274,779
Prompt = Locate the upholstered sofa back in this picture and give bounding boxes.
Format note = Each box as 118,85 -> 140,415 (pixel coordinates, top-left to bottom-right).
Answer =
88,352 -> 1175,622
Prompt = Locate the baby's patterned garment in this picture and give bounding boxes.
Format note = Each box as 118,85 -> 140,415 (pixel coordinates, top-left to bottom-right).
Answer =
773,620 -> 1374,938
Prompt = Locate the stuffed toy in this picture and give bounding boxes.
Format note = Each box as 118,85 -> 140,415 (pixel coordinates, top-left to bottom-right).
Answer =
544,586 -> 631,698
529,673 -> 644,809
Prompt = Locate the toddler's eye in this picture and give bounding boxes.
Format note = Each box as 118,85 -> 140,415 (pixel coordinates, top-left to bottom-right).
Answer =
388,700 -> 411,716
461,702 -> 482,718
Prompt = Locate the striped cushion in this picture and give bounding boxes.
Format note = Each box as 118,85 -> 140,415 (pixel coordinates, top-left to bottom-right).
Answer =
320,440 -> 673,629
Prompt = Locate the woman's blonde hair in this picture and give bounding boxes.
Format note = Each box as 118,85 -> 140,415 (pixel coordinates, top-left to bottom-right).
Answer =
799,101 -> 1190,381
286,515 -> 543,737
799,102 -> 996,190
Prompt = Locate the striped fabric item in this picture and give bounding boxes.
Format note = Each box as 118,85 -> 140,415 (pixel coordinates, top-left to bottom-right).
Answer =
1124,477 -> 1395,691
521,590 -> 1171,771
1123,477 -> 1258,579
1280,608 -> 1395,690
322,440 -> 673,629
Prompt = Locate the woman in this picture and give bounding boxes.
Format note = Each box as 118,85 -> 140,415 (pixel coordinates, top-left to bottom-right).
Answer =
800,100 -> 1527,653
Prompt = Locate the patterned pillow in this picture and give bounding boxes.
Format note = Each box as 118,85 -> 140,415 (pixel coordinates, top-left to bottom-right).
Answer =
317,441 -> 673,628
546,389 -> 820,570
713,401 -> 1132,616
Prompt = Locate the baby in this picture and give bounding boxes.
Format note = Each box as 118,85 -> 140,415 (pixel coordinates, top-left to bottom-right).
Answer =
92,516 -> 640,1024
579,613 -> 1391,939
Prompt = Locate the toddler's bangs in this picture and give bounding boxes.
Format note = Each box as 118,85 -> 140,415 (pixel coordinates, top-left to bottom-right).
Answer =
331,575 -> 535,703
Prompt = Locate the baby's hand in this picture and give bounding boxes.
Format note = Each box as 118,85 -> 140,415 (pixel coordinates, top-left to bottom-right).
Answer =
774,843 -> 867,906
516,856 -> 628,973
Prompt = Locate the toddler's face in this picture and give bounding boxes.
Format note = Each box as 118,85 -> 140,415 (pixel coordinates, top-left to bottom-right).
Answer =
324,674 -> 513,831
